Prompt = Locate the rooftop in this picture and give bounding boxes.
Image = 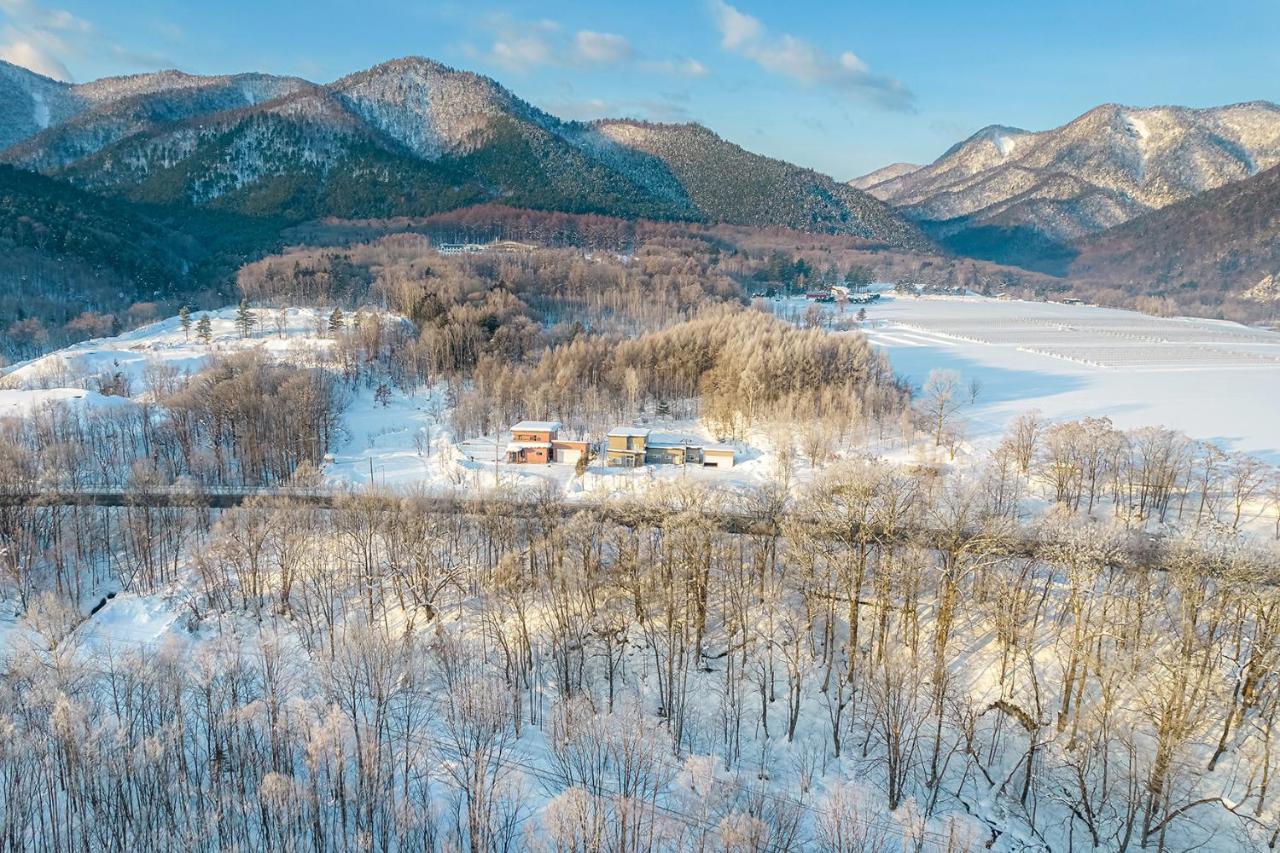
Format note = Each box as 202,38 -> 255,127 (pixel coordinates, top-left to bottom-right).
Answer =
647,435 -> 699,448
607,427 -> 651,438
511,420 -> 562,432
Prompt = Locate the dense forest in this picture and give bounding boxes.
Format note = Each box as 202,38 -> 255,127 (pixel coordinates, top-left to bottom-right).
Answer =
0,166 -> 285,360
0,442 -> 1277,851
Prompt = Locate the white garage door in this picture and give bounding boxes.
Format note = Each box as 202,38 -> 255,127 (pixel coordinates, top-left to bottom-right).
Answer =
555,447 -> 583,465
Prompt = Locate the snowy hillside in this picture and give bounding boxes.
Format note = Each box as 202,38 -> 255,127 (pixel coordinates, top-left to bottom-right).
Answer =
4,306 -> 343,392
1,295 -> 1278,851
0,305 -> 774,499
869,102 -> 1280,242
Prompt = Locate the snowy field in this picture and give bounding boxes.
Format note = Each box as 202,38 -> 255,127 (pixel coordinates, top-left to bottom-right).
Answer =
834,294 -> 1280,461
2,305 -> 344,392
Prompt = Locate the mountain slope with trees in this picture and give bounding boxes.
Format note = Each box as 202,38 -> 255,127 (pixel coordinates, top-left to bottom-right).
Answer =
1066,161 -> 1280,319
0,164 -> 283,356
0,57 -> 928,249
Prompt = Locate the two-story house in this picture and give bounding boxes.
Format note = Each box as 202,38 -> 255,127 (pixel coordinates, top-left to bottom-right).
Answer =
605,427 -> 650,467
506,421 -> 591,465
506,421 -> 560,464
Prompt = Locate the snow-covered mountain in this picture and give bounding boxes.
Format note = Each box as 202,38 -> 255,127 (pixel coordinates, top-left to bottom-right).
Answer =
3,71 -> 309,174
0,60 -> 307,161
1069,160 -> 1280,308
0,57 -> 929,248
863,103 -> 1280,251
0,61 -> 79,149
848,161 -> 919,190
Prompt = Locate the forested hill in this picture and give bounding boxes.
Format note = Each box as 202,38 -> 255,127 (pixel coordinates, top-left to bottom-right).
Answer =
0,164 -> 196,286
0,57 -> 931,250
0,165 -> 283,354
1066,161 -> 1280,317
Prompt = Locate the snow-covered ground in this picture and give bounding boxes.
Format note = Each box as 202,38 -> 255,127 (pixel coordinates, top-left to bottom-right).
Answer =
823,293 -> 1280,461
1,306 -> 781,499
3,302 -> 1278,849
331,386 -> 779,499
2,306 -> 342,393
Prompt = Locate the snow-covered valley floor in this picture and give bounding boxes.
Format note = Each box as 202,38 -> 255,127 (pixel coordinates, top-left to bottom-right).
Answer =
834,293 -> 1280,461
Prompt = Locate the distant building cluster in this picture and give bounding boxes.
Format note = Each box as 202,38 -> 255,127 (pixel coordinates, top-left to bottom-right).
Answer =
801,286 -> 882,304
503,422 -> 735,469
436,240 -> 537,256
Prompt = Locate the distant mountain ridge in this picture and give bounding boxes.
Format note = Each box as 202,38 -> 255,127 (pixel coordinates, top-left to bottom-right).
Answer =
849,162 -> 919,190
0,57 -> 931,250
860,102 -> 1280,267
592,120 -> 926,246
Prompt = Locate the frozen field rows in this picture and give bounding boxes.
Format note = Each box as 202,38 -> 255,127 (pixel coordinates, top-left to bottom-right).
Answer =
845,294 -> 1280,460
886,314 -> 1280,369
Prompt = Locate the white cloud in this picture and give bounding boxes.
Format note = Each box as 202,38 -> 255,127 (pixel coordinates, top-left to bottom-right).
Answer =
0,35 -> 68,79
476,14 -> 706,80
711,0 -> 761,50
708,0 -> 914,111
573,30 -> 633,65
0,0 -> 90,34
0,0 -> 173,81
645,57 -> 709,78
0,0 -> 89,79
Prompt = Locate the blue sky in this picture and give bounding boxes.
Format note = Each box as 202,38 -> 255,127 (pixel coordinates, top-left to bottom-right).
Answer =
2,0 -> 1278,178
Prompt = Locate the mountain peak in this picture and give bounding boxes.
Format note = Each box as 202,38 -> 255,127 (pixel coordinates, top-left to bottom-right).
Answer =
849,162 -> 921,192
0,54 -> 936,250
359,56 -> 458,75
327,56 -> 535,159
873,100 -> 1280,269
939,124 -> 1030,161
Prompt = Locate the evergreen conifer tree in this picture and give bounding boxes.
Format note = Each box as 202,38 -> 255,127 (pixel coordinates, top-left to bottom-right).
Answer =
235,299 -> 255,339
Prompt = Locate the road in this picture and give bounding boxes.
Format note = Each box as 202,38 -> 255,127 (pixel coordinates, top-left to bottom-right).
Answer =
0,482 -> 1171,569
